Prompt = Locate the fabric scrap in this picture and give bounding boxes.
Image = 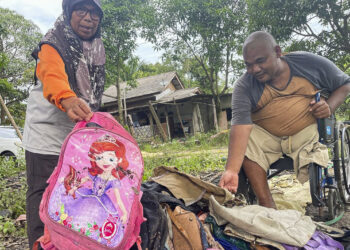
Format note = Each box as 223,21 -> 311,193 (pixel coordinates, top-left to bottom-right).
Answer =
209,196 -> 315,247
152,166 -> 235,206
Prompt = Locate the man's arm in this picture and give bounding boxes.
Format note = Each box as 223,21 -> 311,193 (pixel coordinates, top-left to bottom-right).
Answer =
310,83 -> 350,118
219,124 -> 253,193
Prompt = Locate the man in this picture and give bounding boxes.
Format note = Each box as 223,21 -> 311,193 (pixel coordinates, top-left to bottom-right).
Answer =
219,31 -> 350,208
22,0 -> 105,248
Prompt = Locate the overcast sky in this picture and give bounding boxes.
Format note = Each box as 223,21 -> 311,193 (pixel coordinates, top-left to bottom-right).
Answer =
0,0 -> 161,63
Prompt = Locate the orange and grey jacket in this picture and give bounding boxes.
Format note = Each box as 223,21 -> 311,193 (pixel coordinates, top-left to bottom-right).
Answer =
23,0 -> 105,155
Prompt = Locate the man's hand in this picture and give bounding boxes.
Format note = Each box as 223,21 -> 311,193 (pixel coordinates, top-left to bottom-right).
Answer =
219,170 -> 239,193
309,98 -> 331,119
61,97 -> 93,122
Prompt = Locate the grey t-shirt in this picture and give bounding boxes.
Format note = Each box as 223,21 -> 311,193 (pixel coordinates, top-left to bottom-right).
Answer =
231,52 -> 350,126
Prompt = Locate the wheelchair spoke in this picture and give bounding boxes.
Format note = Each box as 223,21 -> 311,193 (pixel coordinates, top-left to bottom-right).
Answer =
335,125 -> 350,204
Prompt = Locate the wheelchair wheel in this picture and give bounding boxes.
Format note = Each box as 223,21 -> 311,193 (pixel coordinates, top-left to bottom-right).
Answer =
335,125 -> 350,204
327,189 -> 343,220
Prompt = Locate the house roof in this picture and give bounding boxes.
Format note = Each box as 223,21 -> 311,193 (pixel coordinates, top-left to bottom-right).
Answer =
102,71 -> 183,105
157,87 -> 202,103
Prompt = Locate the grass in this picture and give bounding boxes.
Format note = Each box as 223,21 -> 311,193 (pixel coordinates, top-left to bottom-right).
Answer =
0,131 -> 229,241
140,130 -> 229,179
0,154 -> 27,238
143,151 -> 227,180
139,129 -> 229,153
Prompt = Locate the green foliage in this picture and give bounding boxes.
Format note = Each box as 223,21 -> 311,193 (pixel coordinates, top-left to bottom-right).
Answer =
0,8 -> 42,125
134,60 -> 176,79
246,0 -> 350,70
140,131 -> 229,180
101,0 -> 146,124
143,152 -> 226,181
140,0 -> 247,110
0,154 -> 26,237
140,131 -> 229,153
0,216 -> 18,235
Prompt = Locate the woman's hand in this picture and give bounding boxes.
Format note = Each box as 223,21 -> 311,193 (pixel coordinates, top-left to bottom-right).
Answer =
61,97 -> 93,122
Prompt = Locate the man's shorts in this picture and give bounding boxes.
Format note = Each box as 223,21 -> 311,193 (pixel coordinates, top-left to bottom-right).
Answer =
245,123 -> 329,183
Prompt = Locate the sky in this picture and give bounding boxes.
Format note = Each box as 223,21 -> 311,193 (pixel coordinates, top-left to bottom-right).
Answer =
0,0 -> 162,63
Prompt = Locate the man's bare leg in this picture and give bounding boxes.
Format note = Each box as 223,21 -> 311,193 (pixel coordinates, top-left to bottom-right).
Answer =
242,157 -> 276,208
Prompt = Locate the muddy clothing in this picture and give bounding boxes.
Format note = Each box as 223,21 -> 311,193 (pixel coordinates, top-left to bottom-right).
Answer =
209,196 -> 316,247
231,52 -> 350,136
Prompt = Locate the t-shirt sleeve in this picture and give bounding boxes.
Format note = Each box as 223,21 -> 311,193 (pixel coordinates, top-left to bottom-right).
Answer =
36,44 -> 76,111
231,76 -> 254,125
286,52 -> 350,93
312,54 -> 350,91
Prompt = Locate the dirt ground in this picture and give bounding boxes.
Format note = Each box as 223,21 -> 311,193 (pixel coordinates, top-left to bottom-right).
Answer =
2,171 -> 350,249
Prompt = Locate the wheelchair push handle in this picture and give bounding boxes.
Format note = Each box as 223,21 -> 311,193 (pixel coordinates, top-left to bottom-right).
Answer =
315,92 -> 335,144
315,92 -> 321,103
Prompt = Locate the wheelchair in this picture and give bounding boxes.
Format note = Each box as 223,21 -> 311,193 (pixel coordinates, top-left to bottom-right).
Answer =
237,115 -> 350,220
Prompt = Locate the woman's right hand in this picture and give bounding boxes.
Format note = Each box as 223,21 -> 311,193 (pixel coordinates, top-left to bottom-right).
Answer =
61,97 -> 93,122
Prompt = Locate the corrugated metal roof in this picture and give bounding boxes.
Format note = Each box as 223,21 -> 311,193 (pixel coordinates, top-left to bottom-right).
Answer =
157,87 -> 202,103
102,71 -> 182,104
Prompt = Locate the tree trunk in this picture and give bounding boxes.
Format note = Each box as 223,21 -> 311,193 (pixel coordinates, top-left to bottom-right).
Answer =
116,74 -> 124,125
0,106 -> 5,125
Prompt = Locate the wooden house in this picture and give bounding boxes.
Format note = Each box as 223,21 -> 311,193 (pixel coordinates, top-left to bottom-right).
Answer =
101,72 -> 232,141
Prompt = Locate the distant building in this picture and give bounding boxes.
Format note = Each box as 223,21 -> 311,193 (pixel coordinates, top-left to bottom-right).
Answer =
101,72 -> 232,141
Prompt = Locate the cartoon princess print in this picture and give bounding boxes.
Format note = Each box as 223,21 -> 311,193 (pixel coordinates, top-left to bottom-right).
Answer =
54,134 -> 133,244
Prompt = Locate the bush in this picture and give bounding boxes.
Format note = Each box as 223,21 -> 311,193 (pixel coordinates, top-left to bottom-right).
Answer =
0,154 -> 27,237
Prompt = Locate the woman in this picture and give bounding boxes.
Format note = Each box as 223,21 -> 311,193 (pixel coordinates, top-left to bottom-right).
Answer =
22,0 -> 105,248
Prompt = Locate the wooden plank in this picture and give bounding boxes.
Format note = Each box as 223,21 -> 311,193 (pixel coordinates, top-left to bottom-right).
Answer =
0,94 -> 22,141
173,98 -> 187,138
147,113 -> 154,136
192,104 -> 199,134
126,114 -> 135,136
212,98 -> 219,132
123,88 -> 127,123
165,112 -> 171,140
196,104 -> 204,132
148,101 -> 168,142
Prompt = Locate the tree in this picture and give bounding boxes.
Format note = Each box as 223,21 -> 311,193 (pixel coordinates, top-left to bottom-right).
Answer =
246,0 -> 350,70
101,0 -> 144,124
141,0 -> 247,117
0,8 -> 42,126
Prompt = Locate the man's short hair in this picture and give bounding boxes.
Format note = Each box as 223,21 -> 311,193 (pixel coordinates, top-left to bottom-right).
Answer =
243,31 -> 277,54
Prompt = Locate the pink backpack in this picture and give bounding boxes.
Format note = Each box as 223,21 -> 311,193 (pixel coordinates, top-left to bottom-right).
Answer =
37,112 -> 144,249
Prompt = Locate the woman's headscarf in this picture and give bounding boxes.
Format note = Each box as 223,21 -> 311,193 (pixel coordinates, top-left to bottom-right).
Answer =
63,0 -> 103,20
32,0 -> 105,111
